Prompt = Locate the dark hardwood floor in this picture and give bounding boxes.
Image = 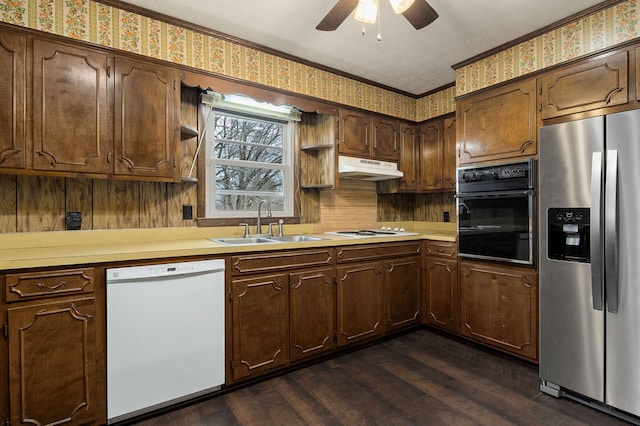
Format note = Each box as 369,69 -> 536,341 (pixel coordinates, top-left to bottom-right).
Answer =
132,329 -> 631,425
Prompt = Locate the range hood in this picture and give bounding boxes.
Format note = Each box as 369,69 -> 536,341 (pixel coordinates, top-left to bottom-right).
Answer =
338,156 -> 403,181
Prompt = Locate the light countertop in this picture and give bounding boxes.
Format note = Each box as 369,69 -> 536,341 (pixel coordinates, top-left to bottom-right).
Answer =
0,222 -> 456,271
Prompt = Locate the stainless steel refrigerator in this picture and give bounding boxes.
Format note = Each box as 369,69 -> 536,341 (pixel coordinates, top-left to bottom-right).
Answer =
539,109 -> 640,422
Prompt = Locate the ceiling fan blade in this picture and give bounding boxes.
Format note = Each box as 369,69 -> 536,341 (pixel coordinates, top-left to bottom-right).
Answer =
402,0 -> 439,30
316,0 -> 360,31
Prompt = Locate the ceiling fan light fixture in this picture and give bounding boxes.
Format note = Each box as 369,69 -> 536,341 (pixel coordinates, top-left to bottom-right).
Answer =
354,0 -> 378,24
389,0 -> 414,14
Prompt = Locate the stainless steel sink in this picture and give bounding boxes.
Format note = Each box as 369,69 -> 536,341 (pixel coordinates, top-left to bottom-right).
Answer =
210,235 -> 326,245
267,235 -> 326,242
211,237 -> 281,246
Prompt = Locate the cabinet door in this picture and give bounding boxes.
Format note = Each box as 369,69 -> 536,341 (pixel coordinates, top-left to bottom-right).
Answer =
338,109 -> 369,156
8,297 -> 97,426
231,274 -> 288,381
459,261 -> 538,361
457,78 -> 537,165
32,40 -> 109,174
385,256 -> 421,331
542,50 -> 628,119
442,116 -> 457,190
371,116 -> 400,161
290,267 -> 335,362
114,57 -> 179,180
398,123 -> 418,191
424,256 -> 458,332
0,30 -> 26,170
336,262 -> 384,346
418,120 -> 443,191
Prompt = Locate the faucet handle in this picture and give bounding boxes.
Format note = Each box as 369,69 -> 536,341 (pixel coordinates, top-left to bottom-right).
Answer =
239,223 -> 249,237
268,222 -> 279,236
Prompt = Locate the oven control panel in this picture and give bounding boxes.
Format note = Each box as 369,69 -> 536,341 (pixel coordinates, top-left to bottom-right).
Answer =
457,159 -> 535,192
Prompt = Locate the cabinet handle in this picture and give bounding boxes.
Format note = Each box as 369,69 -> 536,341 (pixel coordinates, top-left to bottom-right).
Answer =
107,65 -> 111,78
36,280 -> 68,290
107,152 -> 112,164
70,303 -> 93,320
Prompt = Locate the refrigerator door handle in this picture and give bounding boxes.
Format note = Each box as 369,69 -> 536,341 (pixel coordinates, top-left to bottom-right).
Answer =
590,151 -> 604,311
605,149 -> 619,313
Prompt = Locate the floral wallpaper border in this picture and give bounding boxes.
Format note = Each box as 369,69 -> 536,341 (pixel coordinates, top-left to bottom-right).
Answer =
456,0 -> 640,96
0,0 -> 638,120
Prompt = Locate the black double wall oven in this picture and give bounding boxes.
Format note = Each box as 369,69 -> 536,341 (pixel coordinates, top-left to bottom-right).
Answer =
456,159 -> 536,265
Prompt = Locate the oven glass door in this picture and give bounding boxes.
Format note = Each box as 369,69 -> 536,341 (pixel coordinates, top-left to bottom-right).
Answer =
457,190 -> 534,264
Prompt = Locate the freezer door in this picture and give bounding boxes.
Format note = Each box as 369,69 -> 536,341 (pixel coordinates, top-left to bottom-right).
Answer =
539,117 -> 605,402
604,109 -> 640,417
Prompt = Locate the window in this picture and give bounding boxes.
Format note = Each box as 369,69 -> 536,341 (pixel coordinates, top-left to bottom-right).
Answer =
204,96 -> 297,219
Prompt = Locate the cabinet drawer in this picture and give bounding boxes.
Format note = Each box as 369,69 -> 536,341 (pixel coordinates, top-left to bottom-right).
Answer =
6,268 -> 94,302
337,242 -> 421,263
424,240 -> 457,258
231,248 -> 334,275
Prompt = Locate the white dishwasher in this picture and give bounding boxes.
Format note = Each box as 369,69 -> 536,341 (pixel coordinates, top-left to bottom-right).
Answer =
106,259 -> 225,423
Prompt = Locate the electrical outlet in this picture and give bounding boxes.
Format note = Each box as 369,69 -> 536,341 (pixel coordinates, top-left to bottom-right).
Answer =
443,211 -> 450,222
182,204 -> 193,220
65,211 -> 82,230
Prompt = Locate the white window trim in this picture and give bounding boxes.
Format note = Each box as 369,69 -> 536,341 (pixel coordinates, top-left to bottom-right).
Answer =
204,108 -> 295,219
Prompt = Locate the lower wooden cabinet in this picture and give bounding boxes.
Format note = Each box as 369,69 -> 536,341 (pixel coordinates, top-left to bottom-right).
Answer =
290,268 -> 336,362
459,260 -> 538,362
230,273 -> 289,381
3,268 -> 104,425
424,256 -> 459,333
336,262 -> 385,346
385,256 -> 421,331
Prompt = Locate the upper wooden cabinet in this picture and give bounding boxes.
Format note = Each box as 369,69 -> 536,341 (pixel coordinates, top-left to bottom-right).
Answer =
339,108 -> 400,161
113,57 -> 179,181
541,50 -> 628,120
398,123 -> 418,191
0,27 -> 180,182
398,114 -> 455,192
0,29 -> 26,170
457,77 -> 538,165
32,39 -> 110,175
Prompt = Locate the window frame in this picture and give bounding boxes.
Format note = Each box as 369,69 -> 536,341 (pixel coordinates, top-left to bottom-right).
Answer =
203,107 -> 295,219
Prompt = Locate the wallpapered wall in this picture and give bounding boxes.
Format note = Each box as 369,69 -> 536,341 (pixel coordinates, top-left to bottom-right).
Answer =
0,0 -> 638,120
456,0 -> 640,96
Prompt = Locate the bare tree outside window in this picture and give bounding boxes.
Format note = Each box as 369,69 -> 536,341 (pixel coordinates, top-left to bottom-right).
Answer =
205,109 -> 293,218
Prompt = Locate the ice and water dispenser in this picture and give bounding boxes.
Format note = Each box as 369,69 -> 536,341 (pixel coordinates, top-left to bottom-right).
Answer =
547,208 -> 591,262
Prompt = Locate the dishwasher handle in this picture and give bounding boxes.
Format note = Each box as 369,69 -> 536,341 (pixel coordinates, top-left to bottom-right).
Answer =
106,260 -> 225,284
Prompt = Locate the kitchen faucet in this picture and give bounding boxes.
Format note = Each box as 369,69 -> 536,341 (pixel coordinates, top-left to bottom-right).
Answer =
256,200 -> 272,235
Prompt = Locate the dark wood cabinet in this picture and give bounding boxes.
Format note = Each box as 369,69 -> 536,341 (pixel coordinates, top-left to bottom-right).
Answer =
423,240 -> 458,333
230,273 -> 289,381
0,27 -> 181,182
336,261 -> 385,346
371,116 -> 401,161
398,123 -> 418,191
229,248 -> 335,382
290,267 -> 336,362
114,57 -> 179,181
385,256 -> 421,331
417,120 -> 443,191
457,77 -> 537,165
442,116 -> 457,190
396,115 -> 455,193
542,50 -> 628,119
336,242 -> 421,345
32,39 -> 110,175
339,108 -> 400,161
4,268 -> 103,426
0,29 -> 26,171
459,260 -> 538,362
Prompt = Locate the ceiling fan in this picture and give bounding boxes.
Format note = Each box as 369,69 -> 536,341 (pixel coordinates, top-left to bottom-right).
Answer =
316,0 -> 439,31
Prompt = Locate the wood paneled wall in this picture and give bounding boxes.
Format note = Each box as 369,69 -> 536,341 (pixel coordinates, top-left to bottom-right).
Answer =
0,174 -> 196,233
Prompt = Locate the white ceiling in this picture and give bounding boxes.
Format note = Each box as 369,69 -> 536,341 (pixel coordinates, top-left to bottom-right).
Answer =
121,0 -> 606,95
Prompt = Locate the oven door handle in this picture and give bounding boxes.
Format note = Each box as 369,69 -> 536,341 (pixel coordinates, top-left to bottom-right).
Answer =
455,189 -> 534,198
